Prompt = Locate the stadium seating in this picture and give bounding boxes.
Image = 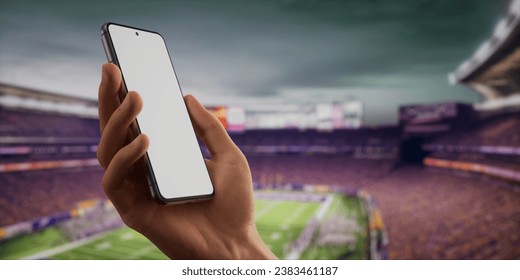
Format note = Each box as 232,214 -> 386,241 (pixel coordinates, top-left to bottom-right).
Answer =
428,113 -> 520,148
247,154 -> 396,188
362,165 -> 520,259
1,104 -> 519,259
0,108 -> 100,138
422,112 -> 520,184
0,168 -> 105,227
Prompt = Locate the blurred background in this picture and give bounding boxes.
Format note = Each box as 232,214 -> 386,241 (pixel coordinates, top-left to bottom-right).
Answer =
1,0 -> 519,259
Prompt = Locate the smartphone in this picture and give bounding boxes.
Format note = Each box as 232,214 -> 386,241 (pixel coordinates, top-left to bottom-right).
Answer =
100,22 -> 214,204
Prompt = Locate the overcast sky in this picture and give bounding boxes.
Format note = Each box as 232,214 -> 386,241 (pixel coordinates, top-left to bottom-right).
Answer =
0,0 -> 508,125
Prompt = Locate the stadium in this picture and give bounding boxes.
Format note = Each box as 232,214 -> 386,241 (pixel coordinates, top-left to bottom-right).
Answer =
1,1 -> 520,260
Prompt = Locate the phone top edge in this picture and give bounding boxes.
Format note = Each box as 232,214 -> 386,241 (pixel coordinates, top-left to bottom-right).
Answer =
100,22 -> 112,35
100,22 -> 163,37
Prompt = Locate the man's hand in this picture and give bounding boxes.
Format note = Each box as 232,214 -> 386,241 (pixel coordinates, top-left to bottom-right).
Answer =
97,63 -> 276,259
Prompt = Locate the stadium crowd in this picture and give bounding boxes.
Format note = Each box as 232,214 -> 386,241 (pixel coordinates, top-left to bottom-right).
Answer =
423,113 -> 520,185
362,165 -> 520,259
428,113 -> 520,148
1,107 -> 104,227
0,108 -> 99,138
230,128 -> 400,148
1,104 -> 519,259
0,168 -> 104,227
247,154 -> 396,188
229,128 -> 400,157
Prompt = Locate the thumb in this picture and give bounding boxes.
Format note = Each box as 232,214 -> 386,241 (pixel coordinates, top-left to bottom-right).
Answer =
184,94 -> 242,160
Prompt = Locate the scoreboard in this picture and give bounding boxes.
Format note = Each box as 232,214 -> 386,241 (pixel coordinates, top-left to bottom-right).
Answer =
399,103 -> 477,135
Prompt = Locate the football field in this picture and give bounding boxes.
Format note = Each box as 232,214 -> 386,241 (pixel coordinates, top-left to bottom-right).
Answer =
255,199 -> 321,258
51,198 -> 320,260
51,227 -> 168,260
1,192 -> 367,260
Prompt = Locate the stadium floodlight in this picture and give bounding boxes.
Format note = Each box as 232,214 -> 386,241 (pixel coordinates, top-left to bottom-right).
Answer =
493,19 -> 509,40
456,60 -> 473,74
473,41 -> 492,61
447,73 -> 457,85
511,0 -> 520,16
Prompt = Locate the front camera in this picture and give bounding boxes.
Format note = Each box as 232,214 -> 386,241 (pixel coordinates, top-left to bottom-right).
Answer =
135,32 -> 139,36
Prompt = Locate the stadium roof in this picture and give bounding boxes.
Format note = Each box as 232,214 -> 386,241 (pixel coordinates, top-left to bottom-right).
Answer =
0,83 -> 98,118
449,0 -> 520,105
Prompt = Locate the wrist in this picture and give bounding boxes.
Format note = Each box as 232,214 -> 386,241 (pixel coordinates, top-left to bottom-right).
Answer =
234,227 -> 278,260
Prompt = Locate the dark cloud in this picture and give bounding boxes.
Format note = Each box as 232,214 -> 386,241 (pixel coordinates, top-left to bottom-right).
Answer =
0,0 -> 508,125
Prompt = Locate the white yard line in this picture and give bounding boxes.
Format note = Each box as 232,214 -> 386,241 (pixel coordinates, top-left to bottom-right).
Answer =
282,203 -> 308,224
315,195 -> 334,220
72,244 -> 124,260
22,231 -> 112,260
285,194 -> 334,260
255,201 -> 283,220
123,245 -> 156,260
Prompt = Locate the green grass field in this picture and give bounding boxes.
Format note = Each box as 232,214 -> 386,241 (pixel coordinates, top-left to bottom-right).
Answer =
256,199 -> 321,258
299,194 -> 368,260
0,191 -> 368,260
51,227 -> 169,260
0,227 -> 68,260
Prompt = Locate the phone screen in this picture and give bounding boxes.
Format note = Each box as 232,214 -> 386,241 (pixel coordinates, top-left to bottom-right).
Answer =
102,23 -> 214,203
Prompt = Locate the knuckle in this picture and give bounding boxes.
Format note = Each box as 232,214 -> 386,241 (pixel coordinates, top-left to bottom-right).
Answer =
114,102 -> 126,116
96,148 -> 107,169
200,122 -> 222,140
121,213 -> 142,232
100,174 -> 111,195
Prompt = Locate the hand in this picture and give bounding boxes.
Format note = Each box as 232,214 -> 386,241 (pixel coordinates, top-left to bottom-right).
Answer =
97,63 -> 276,259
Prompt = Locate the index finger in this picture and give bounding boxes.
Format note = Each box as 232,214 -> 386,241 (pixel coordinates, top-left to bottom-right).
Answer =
98,63 -> 125,133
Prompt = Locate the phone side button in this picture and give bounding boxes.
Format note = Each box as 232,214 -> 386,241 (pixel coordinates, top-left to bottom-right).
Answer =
148,184 -> 155,198
101,35 -> 115,63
